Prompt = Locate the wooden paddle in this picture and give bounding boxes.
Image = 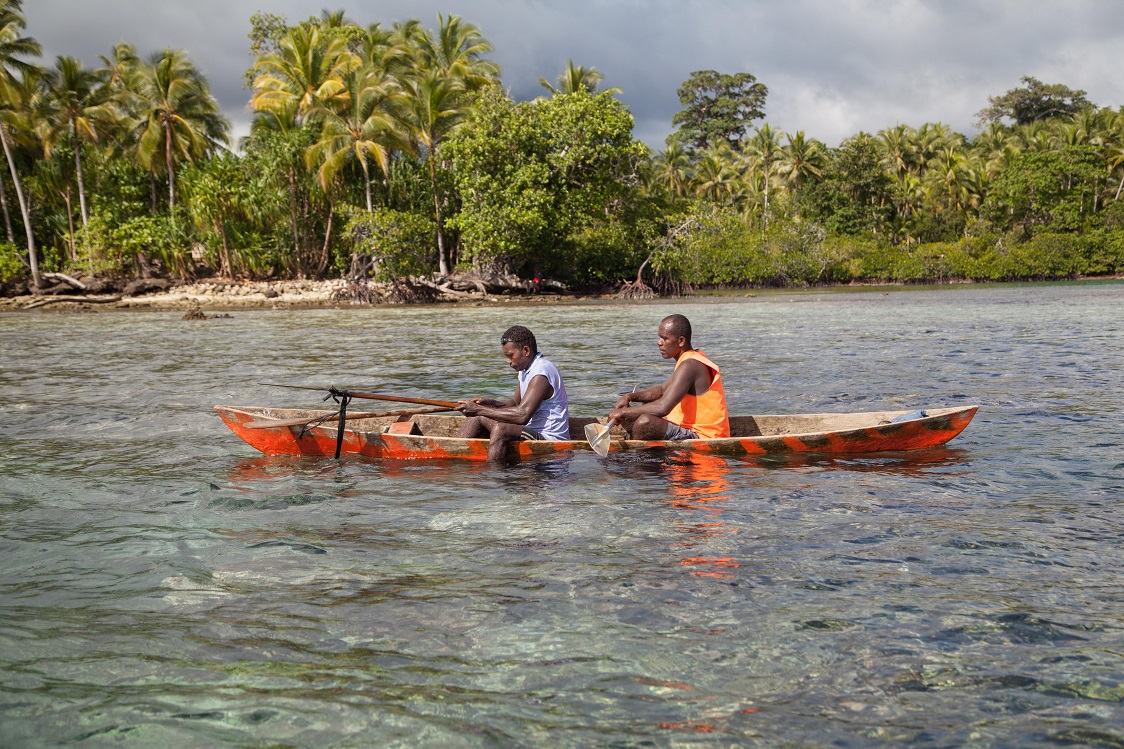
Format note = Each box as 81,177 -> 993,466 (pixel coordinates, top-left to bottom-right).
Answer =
585,386 -> 637,457
584,418 -> 618,457
244,406 -> 454,429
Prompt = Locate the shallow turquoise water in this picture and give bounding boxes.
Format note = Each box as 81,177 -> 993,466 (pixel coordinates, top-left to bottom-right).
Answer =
1,283 -> 1122,747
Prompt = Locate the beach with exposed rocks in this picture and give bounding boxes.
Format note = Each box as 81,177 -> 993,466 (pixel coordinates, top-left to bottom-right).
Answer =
0,277 -> 576,314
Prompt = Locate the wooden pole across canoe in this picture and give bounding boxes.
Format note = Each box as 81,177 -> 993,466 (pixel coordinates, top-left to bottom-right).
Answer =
345,391 -> 461,409
244,406 -> 454,429
259,383 -> 461,409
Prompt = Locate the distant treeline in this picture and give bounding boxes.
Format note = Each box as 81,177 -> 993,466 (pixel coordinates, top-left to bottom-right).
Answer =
1,1 -> 1122,296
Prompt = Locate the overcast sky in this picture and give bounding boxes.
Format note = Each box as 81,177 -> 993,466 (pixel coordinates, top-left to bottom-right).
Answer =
25,0 -> 1124,150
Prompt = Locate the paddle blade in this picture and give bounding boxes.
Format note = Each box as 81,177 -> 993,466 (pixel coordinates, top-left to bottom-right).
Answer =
584,419 -> 615,457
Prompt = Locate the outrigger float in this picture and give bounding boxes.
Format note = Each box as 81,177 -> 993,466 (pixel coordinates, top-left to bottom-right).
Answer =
215,404 -> 978,462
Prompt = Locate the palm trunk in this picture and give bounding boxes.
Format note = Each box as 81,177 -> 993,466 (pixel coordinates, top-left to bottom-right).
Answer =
762,167 -> 770,235
362,160 -> 372,212
286,168 -> 300,266
62,188 -> 75,262
302,192 -> 313,276
1115,171 -> 1124,202
0,172 -> 13,243
71,119 -> 89,226
316,198 -> 334,278
217,214 -> 232,278
164,120 -> 176,211
0,124 -> 39,287
429,152 -> 448,276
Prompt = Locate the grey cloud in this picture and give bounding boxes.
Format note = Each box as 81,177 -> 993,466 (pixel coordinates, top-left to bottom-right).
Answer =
25,0 -> 1124,150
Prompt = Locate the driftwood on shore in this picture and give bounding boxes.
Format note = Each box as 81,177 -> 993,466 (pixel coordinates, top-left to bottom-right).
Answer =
438,272 -> 567,296
41,272 -> 87,290
22,295 -> 123,310
332,272 -> 566,305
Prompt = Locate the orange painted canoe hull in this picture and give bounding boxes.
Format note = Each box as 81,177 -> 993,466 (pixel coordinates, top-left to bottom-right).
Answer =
215,405 -> 978,461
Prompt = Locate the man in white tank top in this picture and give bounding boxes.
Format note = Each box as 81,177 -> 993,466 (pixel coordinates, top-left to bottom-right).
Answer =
456,325 -> 570,461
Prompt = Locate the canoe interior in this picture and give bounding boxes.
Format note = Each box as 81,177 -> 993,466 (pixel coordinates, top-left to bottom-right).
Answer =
218,406 -> 971,440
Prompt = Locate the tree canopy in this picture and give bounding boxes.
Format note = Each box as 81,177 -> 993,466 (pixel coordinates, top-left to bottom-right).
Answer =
976,76 -> 1093,126
445,85 -> 646,278
670,70 -> 767,152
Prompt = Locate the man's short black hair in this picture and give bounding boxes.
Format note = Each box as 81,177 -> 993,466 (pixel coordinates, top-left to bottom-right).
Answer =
501,325 -> 537,353
662,314 -> 692,341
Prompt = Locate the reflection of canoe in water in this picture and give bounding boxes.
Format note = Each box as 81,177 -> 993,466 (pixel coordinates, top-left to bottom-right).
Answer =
215,404 -> 978,461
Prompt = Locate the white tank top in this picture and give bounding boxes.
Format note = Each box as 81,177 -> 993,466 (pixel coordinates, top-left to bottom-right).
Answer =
518,353 -> 570,440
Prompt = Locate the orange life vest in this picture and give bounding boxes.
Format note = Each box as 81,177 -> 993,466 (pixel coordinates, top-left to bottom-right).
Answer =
666,350 -> 731,439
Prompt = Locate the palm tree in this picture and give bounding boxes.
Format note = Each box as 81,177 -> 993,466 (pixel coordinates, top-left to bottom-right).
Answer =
396,68 -> 470,275
1103,110 -> 1124,201
389,18 -> 429,53
392,15 -> 496,276
32,151 -> 77,259
0,69 -> 35,245
250,25 -> 354,125
915,122 -> 957,164
416,14 -> 499,91
1049,118 -> 1092,150
924,144 -> 979,226
39,56 -> 111,227
971,122 -> 1013,157
0,0 -> 40,285
982,141 -> 1022,183
653,142 -> 691,199
1015,120 -> 1052,153
691,145 -> 737,202
93,43 -> 142,153
360,22 -> 398,70
131,49 -> 229,211
742,124 -> 783,228
878,124 -> 918,181
539,60 -> 620,96
316,8 -> 355,29
1108,143 -> 1124,202
777,130 -> 827,196
968,123 -> 1018,182
304,62 -> 404,211
889,172 -> 925,245
97,42 -> 139,95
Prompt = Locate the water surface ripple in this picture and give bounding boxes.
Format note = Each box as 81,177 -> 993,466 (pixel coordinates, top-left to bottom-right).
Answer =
1,283 -> 1122,747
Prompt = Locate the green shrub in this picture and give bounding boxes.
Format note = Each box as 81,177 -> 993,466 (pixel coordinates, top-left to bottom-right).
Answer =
0,242 -> 25,284
76,213 -> 186,278
567,219 -> 647,287
341,207 -> 435,282
1069,229 -> 1124,275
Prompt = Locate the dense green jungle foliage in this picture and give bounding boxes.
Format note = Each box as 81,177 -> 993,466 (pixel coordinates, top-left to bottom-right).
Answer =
1,0 -> 1122,295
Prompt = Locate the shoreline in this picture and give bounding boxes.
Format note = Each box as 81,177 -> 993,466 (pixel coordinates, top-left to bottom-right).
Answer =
2,275 -> 1121,314
0,278 -> 585,314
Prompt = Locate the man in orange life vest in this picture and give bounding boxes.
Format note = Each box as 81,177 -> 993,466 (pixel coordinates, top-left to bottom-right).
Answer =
607,314 -> 730,440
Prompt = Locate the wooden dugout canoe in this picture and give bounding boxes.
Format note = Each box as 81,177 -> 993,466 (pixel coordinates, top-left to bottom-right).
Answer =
214,404 -> 978,461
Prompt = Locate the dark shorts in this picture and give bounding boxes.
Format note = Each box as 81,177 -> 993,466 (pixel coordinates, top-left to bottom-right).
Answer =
664,422 -> 699,441
520,427 -> 546,441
